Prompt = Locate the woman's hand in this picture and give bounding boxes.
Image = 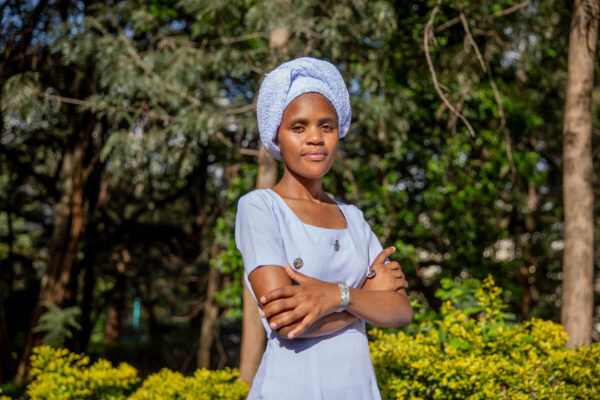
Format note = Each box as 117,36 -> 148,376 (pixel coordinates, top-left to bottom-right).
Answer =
362,247 -> 409,292
260,264 -> 340,339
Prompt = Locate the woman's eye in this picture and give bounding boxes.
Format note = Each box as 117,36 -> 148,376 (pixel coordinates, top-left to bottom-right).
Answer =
292,126 -> 304,132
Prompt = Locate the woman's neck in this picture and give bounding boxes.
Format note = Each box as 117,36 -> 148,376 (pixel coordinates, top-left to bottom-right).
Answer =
273,167 -> 325,202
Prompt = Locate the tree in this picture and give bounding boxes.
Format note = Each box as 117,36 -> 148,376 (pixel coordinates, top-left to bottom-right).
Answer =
561,0 -> 598,348
239,145 -> 277,384
2,0 -> 598,384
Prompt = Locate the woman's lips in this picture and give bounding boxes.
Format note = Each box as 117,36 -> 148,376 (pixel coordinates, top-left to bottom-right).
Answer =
302,151 -> 327,161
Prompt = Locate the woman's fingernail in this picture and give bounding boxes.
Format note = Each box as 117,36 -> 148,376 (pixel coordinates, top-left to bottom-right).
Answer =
270,322 -> 277,329
288,332 -> 295,339
260,296 -> 266,303
259,310 -> 265,318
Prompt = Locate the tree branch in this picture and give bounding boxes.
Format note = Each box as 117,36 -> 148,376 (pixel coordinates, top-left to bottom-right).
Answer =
424,0 -> 476,137
36,91 -> 181,123
490,0 -> 531,19
459,11 -> 517,178
123,41 -> 202,108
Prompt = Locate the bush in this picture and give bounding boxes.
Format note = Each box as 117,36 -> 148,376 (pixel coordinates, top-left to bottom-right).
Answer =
6,346 -> 248,400
25,346 -> 139,400
370,277 -> 600,399
128,368 -> 248,400
2,277 -> 597,399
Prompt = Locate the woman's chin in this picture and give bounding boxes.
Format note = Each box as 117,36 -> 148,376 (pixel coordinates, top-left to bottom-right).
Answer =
287,164 -> 333,180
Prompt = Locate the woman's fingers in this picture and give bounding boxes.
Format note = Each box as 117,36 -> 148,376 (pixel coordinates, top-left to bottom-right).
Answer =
287,313 -> 317,339
371,247 -> 396,267
260,284 -> 297,305
390,269 -> 405,279
384,261 -> 401,271
284,263 -> 313,285
394,279 -> 409,291
268,309 -> 303,330
260,297 -> 296,318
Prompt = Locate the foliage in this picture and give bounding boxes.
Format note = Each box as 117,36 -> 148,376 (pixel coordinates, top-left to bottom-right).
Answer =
4,280 -> 598,399
26,346 -> 139,400
33,302 -> 82,348
11,346 -> 248,400
213,164 -> 258,321
2,0 -> 599,377
128,368 -> 248,400
370,277 -> 600,399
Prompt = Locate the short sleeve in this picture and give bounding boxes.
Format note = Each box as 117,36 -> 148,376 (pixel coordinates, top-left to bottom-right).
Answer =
350,205 -> 384,266
235,192 -> 287,288
366,228 -> 384,267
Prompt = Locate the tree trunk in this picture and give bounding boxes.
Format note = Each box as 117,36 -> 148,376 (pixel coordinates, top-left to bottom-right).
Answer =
197,264 -> 221,368
104,249 -> 129,342
76,163 -> 107,353
239,144 -> 277,384
0,300 -> 12,382
76,259 -> 96,352
561,0 -> 598,348
0,208 -> 14,380
15,140 -> 88,381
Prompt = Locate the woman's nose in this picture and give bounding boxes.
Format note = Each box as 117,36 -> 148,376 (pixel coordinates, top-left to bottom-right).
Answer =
306,126 -> 324,145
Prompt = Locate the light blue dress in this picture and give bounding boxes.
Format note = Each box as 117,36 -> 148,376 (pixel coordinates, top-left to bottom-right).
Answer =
235,189 -> 383,400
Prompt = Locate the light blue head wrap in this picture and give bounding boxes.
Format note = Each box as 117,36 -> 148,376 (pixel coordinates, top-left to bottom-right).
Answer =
257,57 -> 352,161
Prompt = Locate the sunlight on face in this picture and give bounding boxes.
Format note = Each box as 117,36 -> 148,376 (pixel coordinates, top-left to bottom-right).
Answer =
276,93 -> 339,180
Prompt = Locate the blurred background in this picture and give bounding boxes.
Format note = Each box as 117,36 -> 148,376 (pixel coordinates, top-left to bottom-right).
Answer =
1,0 -> 598,389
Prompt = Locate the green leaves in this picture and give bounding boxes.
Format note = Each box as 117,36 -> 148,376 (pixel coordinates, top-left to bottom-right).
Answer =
33,302 -> 82,348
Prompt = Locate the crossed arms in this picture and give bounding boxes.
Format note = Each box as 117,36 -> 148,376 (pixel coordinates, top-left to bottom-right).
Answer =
248,246 -> 413,339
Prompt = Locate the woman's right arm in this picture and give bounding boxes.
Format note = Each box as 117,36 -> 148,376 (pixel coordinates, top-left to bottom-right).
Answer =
237,193 -> 360,339
248,265 -> 358,338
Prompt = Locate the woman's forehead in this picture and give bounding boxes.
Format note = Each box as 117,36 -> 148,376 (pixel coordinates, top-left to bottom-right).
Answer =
282,93 -> 337,120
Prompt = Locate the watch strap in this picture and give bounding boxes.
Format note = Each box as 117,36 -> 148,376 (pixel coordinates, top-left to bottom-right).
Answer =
335,282 -> 350,312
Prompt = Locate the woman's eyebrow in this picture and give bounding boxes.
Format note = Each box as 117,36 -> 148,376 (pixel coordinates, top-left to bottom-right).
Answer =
318,117 -> 337,125
289,118 -> 309,125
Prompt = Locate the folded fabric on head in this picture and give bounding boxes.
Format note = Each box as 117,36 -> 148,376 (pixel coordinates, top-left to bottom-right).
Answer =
257,57 -> 352,160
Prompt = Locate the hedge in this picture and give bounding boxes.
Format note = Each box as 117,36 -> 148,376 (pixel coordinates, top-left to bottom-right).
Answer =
370,277 -> 600,399
0,347 -> 248,400
1,277 -> 597,399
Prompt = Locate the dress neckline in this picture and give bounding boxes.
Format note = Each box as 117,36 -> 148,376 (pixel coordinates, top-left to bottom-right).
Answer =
266,188 -> 349,231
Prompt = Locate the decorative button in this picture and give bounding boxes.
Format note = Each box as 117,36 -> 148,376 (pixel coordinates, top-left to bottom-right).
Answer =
366,269 -> 376,279
293,258 -> 303,269
333,240 -> 340,251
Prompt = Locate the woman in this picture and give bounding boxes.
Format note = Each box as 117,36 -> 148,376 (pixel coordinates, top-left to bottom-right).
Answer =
235,57 -> 413,400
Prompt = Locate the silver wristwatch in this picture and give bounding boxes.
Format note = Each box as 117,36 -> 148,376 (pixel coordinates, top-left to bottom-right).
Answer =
335,282 -> 350,312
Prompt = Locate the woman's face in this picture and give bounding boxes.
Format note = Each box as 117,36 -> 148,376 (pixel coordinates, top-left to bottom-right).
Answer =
276,92 -> 339,180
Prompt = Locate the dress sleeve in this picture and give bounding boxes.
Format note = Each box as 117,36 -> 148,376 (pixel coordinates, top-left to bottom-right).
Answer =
235,192 -> 287,291
352,205 -> 384,267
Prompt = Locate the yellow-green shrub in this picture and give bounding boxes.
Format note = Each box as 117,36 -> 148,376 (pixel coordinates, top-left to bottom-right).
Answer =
6,277 -> 598,399
128,368 -> 248,399
17,346 -> 248,400
370,277 -> 600,399
26,346 -> 139,400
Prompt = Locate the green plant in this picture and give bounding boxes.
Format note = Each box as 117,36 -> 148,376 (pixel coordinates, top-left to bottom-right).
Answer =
33,302 -> 82,347
128,368 -> 248,400
8,346 -> 248,400
26,346 -> 139,400
370,277 -> 600,399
